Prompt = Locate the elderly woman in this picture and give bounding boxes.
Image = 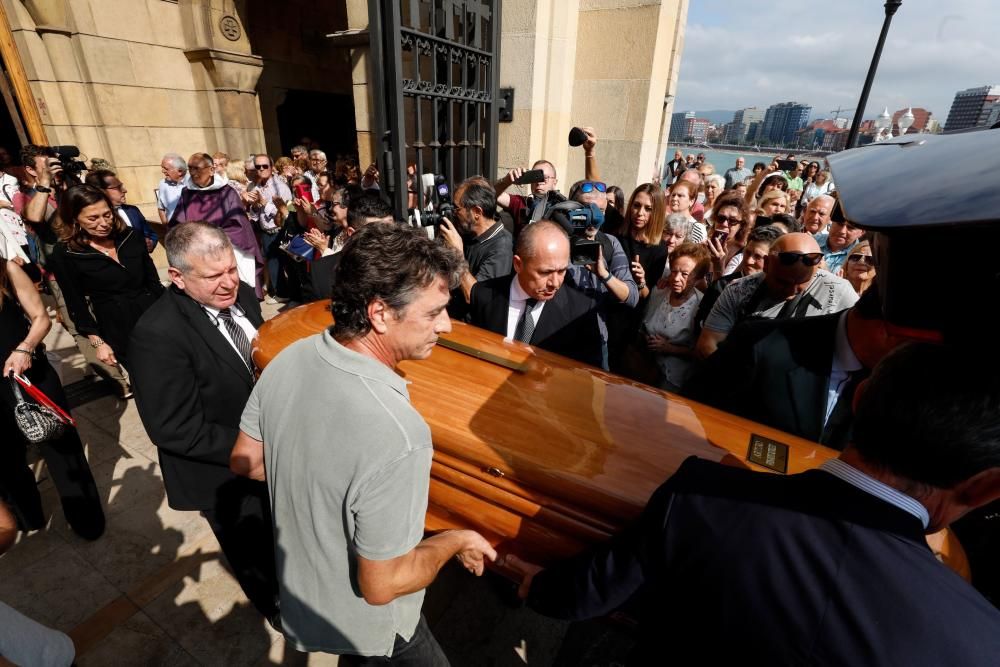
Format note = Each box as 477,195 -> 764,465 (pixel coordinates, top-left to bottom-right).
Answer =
49,185 -> 164,370
662,212 -> 693,255
841,239 -> 876,295
702,174 -> 725,221
802,169 -> 834,206
643,242 -> 712,392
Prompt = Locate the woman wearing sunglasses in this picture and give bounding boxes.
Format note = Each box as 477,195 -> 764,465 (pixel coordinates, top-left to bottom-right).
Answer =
705,193 -> 751,279
840,239 -> 876,296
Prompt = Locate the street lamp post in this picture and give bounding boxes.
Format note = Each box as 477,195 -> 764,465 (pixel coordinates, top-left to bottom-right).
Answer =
846,1 -> 903,148
898,107 -> 915,135
874,107 -> 891,142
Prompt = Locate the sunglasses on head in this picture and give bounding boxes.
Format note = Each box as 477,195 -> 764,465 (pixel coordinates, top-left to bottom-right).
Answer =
772,251 -> 824,267
848,254 -> 875,266
579,181 -> 607,194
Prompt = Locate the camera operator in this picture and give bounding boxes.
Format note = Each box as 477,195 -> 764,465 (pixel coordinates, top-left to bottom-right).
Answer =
437,177 -> 513,311
494,160 -> 566,236
15,145 -> 65,248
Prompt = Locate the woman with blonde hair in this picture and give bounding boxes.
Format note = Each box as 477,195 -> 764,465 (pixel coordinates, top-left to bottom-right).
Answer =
756,189 -> 790,218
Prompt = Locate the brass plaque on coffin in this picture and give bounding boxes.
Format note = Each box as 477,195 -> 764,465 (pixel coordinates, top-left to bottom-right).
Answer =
747,434 -> 789,474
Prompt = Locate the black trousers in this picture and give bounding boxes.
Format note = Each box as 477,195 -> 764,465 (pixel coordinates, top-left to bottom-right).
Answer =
201,477 -> 280,621
339,615 -> 449,666
0,356 -> 105,540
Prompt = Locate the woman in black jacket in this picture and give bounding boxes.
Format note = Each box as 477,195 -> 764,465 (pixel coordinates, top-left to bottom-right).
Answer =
49,185 -> 163,371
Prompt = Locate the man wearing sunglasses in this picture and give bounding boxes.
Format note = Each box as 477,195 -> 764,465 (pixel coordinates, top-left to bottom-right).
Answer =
694,232 -> 857,359
246,155 -> 292,302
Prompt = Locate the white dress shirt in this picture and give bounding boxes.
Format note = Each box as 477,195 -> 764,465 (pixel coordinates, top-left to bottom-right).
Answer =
506,276 -> 546,340
202,303 -> 257,369
116,207 -> 133,228
824,311 -> 864,425
819,458 -> 930,528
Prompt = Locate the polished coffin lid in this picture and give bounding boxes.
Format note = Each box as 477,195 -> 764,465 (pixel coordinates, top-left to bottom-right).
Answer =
253,302 -> 968,578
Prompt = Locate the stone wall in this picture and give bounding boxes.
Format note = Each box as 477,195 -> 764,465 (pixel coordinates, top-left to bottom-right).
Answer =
4,0 -> 354,216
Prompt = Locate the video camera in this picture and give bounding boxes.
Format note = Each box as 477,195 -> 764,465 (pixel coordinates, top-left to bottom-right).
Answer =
416,174 -> 455,229
51,145 -> 88,183
548,201 -> 604,266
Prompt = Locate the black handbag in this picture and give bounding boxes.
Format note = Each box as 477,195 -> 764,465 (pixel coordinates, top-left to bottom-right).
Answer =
9,373 -> 73,444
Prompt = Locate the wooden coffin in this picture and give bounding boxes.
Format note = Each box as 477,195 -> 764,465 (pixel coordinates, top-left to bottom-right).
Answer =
253,301 -> 969,579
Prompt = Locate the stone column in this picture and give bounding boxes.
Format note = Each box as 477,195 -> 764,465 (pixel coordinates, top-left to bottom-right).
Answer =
345,0 -> 376,167
498,0 -> 581,183
179,0 -> 264,158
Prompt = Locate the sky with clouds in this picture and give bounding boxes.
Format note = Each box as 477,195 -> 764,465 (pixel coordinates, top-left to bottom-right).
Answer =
673,0 -> 1000,122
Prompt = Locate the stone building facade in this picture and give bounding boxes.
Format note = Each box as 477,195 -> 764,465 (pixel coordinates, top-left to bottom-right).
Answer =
0,0 -> 686,214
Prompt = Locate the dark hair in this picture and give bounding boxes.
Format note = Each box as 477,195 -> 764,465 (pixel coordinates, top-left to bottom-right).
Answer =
20,144 -> 54,169
606,185 -> 625,216
751,161 -> 767,173
331,223 -> 462,340
456,177 -> 497,220
347,192 -> 393,230
53,184 -> 123,250
757,173 -> 789,198
746,224 -> 785,246
853,342 -> 1000,488
770,213 -> 802,233
84,169 -> 116,190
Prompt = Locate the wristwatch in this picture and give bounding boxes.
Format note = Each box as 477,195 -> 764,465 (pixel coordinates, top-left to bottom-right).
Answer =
89,337 -> 106,349
637,281 -> 648,291
34,185 -> 52,193
600,273 -> 613,284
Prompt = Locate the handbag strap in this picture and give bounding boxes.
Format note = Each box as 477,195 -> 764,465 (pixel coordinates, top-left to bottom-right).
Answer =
8,374 -> 27,405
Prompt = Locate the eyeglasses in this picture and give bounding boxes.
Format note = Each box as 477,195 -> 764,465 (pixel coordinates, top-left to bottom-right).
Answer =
105,183 -> 125,191
187,164 -> 211,172
579,181 -> 607,194
848,254 -> 875,266
713,215 -> 741,226
254,163 -> 271,170
772,251 -> 824,267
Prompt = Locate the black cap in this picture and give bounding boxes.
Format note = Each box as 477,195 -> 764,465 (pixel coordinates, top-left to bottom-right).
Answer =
826,129 -> 1000,338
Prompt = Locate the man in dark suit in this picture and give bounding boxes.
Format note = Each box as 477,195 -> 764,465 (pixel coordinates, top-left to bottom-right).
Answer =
467,220 -> 604,367
510,342 -> 1000,665
128,222 -> 278,623
86,169 -> 158,252
683,287 -> 900,450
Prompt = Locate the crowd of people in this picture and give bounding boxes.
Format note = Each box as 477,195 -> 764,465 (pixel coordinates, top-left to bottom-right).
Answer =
1,123 -> 999,666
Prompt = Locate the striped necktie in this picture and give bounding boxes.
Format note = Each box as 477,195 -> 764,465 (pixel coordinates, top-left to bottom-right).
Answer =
217,307 -> 254,372
513,298 -> 538,343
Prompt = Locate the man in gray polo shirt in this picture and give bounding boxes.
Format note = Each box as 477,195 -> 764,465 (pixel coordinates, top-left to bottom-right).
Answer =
232,223 -> 496,663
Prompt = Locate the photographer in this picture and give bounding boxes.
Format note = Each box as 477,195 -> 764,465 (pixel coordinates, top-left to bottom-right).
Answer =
15,145 -> 65,248
494,160 -> 566,236
437,177 -> 513,309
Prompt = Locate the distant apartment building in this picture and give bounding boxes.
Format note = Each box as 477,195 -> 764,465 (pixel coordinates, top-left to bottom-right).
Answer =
944,86 -> 1000,131
668,111 -> 710,142
891,107 -> 933,134
761,102 -> 812,145
985,101 -> 1000,128
668,111 -> 696,142
725,107 -> 765,143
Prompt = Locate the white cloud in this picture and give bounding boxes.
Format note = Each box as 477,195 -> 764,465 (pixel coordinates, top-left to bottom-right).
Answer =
673,0 -> 1000,121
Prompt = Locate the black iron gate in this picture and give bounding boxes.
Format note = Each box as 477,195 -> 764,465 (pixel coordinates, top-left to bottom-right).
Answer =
368,0 -> 501,222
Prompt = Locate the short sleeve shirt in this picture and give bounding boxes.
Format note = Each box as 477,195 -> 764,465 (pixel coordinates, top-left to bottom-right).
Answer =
703,269 -> 858,335
240,331 -> 433,657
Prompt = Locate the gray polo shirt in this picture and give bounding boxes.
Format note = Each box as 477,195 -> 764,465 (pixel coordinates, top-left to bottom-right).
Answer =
240,330 -> 433,657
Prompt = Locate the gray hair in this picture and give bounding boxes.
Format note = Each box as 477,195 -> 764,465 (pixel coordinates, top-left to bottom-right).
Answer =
254,154 -> 273,167
163,153 -> 187,173
164,222 -> 233,272
705,174 -> 725,189
309,149 -> 327,161
664,212 -> 693,239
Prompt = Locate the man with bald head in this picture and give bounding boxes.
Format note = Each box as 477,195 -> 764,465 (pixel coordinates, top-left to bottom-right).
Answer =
468,220 -> 604,366
695,232 -> 857,358
801,194 -> 834,235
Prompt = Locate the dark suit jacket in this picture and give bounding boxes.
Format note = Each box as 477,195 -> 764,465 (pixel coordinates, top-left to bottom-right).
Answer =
469,274 -> 604,367
120,204 -> 158,251
128,283 -> 262,510
308,252 -> 341,302
684,313 -> 846,448
528,456 -> 1000,666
